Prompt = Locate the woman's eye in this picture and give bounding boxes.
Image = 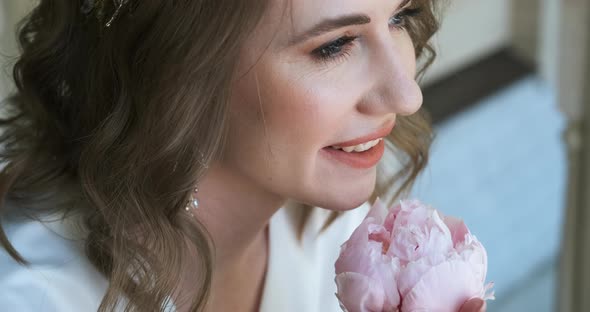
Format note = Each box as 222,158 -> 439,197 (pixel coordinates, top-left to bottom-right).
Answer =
310,6 -> 423,64
389,7 -> 422,29
311,36 -> 357,62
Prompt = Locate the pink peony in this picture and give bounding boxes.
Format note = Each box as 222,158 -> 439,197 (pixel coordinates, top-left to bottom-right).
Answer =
334,199 -> 495,312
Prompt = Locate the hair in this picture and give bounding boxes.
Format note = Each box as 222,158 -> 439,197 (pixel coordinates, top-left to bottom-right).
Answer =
0,0 -> 439,311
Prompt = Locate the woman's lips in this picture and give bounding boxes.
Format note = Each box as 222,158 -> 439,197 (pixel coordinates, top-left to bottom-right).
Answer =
321,120 -> 394,169
322,139 -> 386,169
327,121 -> 395,148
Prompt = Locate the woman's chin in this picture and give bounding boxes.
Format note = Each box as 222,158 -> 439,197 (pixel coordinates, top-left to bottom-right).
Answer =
292,171 -> 377,211
322,181 -> 376,211
309,189 -> 374,212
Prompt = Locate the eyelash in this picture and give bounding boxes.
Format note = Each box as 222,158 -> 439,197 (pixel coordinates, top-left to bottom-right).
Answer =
311,7 -> 423,64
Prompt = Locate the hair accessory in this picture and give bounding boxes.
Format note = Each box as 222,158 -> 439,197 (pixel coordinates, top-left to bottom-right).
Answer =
82,0 -> 129,27
105,0 -> 128,27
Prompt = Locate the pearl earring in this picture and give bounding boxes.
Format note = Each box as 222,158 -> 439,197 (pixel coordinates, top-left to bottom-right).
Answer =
185,188 -> 199,217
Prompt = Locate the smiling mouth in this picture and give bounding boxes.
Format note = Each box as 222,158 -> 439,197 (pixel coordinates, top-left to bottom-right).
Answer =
328,138 -> 384,153
325,120 -> 395,150
322,138 -> 386,169
322,120 -> 394,169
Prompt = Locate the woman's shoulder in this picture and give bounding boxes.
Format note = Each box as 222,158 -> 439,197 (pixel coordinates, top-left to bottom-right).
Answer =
0,206 -> 108,311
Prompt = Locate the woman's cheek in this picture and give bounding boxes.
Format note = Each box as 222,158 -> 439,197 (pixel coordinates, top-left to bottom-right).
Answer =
271,90 -> 338,153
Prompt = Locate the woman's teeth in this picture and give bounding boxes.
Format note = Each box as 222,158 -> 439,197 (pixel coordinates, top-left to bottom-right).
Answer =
330,138 -> 383,153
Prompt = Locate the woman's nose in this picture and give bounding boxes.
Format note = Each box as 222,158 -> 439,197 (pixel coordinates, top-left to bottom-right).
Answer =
357,35 -> 423,117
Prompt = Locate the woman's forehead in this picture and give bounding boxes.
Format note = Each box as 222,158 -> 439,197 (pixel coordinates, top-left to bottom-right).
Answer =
263,0 -> 406,37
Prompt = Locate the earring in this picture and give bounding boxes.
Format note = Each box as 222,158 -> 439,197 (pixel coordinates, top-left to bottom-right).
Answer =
183,155 -> 207,217
185,188 -> 199,217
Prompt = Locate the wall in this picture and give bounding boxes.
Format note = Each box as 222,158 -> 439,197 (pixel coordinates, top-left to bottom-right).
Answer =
538,0 -> 560,90
421,0 -> 512,84
0,1 -> 35,100
558,0 -> 590,310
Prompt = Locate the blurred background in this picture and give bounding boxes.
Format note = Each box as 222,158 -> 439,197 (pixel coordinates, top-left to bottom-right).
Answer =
1,1 -> 589,312
407,0 -> 588,311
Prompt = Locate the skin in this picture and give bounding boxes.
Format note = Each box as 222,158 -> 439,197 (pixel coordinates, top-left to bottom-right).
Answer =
176,0 -> 486,311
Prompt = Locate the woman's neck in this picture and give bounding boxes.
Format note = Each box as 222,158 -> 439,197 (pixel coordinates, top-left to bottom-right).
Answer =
174,224 -> 270,312
173,162 -> 278,311
194,162 -> 283,268
209,224 -> 269,312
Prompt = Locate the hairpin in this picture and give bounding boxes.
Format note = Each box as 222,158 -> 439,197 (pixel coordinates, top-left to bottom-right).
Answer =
81,0 -> 129,27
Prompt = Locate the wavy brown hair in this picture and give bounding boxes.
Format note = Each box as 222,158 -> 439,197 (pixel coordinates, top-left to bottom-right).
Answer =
0,0 -> 439,311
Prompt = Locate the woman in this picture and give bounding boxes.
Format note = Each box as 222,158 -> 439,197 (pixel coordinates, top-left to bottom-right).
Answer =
0,0 -> 486,311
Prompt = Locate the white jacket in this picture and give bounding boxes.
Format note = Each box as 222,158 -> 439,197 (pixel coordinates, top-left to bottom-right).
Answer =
0,200 -> 369,312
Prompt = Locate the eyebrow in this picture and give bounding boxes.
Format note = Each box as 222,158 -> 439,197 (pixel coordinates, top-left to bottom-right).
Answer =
288,14 -> 371,46
288,0 -> 412,46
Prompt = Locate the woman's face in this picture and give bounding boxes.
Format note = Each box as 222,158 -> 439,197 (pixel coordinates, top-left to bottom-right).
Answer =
223,0 -> 423,210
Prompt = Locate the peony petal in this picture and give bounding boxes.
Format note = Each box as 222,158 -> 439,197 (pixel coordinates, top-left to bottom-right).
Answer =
387,208 -> 453,265
421,225 -> 454,264
442,215 -> 470,247
401,260 -> 485,312
336,219 -> 388,275
336,217 -> 374,267
397,258 -> 432,298
482,282 -> 496,300
335,272 -> 392,312
336,244 -> 400,307
383,209 -> 397,233
365,197 -> 390,224
388,224 -> 425,264
335,214 -> 401,309
394,200 -> 429,228
455,235 -> 488,283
